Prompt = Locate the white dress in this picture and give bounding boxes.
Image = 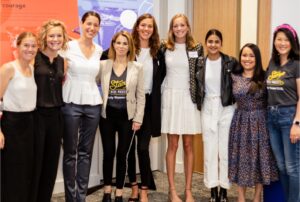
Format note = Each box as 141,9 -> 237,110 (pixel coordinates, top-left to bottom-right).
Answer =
161,43 -> 201,135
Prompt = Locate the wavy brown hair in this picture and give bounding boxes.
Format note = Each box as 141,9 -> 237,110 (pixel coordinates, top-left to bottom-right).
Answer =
131,13 -> 160,58
166,14 -> 196,51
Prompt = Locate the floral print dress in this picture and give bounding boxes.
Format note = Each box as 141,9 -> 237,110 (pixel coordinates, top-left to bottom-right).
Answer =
228,74 -> 278,186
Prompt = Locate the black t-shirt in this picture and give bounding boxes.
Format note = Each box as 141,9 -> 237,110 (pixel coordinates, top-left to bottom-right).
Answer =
107,68 -> 127,109
266,59 -> 300,106
34,51 -> 64,107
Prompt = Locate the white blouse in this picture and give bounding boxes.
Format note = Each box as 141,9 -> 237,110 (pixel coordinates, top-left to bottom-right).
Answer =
61,40 -> 103,105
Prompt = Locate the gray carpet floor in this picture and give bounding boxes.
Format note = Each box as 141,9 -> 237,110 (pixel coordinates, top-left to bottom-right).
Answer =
52,171 -> 256,201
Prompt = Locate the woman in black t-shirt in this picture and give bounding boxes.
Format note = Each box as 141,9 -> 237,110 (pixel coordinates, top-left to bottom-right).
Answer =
266,24 -> 300,202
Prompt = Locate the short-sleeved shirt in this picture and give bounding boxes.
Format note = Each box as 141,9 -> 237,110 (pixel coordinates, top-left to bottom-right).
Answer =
107,69 -> 127,109
34,51 -> 64,107
266,59 -> 300,106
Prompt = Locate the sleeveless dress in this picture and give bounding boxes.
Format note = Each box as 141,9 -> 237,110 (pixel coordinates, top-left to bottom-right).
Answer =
228,74 -> 278,186
161,43 -> 201,135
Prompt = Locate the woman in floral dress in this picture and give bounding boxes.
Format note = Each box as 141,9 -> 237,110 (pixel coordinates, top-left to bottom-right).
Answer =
228,43 -> 278,202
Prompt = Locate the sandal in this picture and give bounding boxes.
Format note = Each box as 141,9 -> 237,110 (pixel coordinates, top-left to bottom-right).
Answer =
128,183 -> 139,202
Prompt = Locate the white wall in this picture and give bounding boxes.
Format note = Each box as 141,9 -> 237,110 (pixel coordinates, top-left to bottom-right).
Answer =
271,0 -> 300,46
240,0 -> 258,47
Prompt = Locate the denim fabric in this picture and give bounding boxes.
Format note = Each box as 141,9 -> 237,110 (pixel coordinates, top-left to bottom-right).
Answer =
267,105 -> 300,202
62,103 -> 100,202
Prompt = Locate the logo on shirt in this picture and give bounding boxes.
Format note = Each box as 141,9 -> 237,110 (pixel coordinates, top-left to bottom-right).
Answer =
267,70 -> 285,86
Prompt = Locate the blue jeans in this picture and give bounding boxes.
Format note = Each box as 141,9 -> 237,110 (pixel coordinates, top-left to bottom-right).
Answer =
62,103 -> 101,202
267,105 -> 300,202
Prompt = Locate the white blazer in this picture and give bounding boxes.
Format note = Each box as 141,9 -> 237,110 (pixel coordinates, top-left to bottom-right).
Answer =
97,59 -> 145,123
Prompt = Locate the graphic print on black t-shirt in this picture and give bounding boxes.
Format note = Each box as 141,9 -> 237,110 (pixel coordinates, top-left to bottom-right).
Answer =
266,70 -> 286,91
107,69 -> 127,109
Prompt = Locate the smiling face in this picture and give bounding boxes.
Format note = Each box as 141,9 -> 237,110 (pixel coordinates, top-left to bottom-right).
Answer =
172,16 -> 189,43
240,46 -> 256,72
81,15 -> 100,39
18,36 -> 38,62
45,26 -> 64,52
274,31 -> 292,58
205,34 -> 222,57
113,35 -> 129,58
137,18 -> 154,42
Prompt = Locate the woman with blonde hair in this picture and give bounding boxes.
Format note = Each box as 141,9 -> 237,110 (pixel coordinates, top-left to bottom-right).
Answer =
161,14 -> 203,202
98,31 -> 145,202
31,19 -> 68,202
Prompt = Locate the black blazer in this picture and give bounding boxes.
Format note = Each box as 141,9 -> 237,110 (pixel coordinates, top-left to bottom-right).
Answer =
100,49 -> 163,137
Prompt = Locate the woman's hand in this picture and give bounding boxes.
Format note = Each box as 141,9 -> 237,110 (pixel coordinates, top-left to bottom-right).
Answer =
290,124 -> 300,144
132,122 -> 141,132
0,130 -> 5,149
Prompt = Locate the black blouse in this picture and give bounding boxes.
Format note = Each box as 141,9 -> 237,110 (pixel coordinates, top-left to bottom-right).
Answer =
34,51 -> 64,107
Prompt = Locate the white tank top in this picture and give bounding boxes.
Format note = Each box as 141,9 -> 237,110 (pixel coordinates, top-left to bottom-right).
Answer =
3,61 -> 37,112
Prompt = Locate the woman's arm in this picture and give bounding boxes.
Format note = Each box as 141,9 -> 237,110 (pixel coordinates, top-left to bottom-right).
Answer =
290,78 -> 300,143
0,63 -> 15,149
132,63 -> 145,131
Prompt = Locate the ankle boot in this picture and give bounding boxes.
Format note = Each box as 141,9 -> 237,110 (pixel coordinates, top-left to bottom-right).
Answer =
209,187 -> 219,202
102,193 -> 112,202
219,187 -> 228,202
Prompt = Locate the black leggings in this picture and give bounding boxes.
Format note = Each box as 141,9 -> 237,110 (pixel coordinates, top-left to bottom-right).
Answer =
100,106 -> 135,189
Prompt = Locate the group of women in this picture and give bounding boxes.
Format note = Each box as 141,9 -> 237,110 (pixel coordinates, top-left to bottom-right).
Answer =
0,10 -> 299,202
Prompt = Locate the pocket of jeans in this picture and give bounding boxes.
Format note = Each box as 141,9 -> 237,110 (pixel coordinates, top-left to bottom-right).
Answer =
278,107 -> 295,124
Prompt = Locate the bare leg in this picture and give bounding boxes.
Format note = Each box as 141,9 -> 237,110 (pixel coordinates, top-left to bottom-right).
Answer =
183,135 -> 195,202
237,186 -> 246,202
129,182 -> 139,201
166,134 -> 182,202
253,183 -> 262,202
140,186 -> 149,202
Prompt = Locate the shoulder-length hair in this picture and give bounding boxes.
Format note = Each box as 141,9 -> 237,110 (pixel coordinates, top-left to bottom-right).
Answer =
271,24 -> 300,65
166,14 -> 196,51
108,31 -> 135,61
131,13 -> 160,58
38,19 -> 68,51
238,43 -> 265,93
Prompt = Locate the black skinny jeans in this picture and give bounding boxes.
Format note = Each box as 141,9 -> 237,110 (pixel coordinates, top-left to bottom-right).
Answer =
100,106 -> 135,189
127,94 -> 156,189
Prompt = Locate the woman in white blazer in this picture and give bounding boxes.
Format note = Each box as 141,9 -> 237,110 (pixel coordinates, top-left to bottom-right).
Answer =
97,30 -> 145,202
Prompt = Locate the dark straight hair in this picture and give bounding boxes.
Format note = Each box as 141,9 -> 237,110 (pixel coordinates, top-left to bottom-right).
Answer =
205,29 -> 223,45
239,43 -> 265,93
81,11 -> 101,25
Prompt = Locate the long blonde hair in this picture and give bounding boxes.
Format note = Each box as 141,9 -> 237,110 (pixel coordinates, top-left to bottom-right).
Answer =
166,14 -> 196,51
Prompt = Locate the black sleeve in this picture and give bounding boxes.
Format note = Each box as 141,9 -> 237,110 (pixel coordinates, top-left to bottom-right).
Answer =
100,49 -> 109,60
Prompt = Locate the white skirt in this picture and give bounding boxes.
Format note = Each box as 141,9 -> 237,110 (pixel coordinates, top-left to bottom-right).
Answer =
161,88 -> 201,135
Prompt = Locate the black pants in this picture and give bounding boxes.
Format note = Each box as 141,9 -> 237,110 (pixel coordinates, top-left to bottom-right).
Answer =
30,107 -> 63,202
127,94 -> 156,189
100,106 -> 135,189
1,111 -> 34,202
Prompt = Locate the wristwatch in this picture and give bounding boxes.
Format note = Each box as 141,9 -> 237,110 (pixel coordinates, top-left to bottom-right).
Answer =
293,120 -> 300,126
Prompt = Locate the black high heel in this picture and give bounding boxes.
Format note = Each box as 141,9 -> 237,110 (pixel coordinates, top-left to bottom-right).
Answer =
102,192 -> 112,202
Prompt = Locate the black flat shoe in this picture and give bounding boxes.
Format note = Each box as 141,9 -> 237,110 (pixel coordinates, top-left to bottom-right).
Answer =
219,187 -> 228,202
209,187 -> 219,202
102,193 -> 112,202
115,196 -> 123,202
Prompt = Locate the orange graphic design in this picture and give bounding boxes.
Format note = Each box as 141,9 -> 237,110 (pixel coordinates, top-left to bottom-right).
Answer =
1,0 -> 79,64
